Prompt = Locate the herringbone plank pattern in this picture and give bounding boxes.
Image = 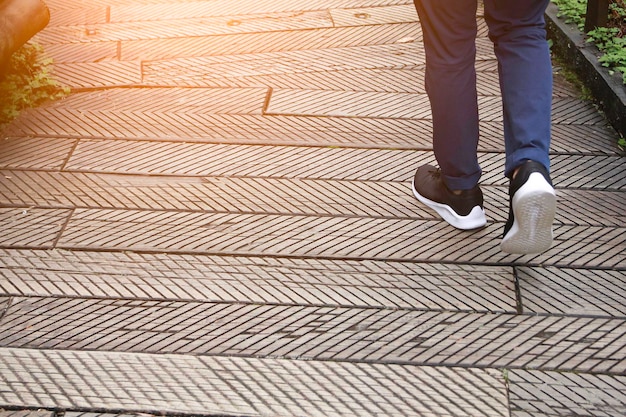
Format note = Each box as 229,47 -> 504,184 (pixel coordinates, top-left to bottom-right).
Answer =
0,0 -> 624,416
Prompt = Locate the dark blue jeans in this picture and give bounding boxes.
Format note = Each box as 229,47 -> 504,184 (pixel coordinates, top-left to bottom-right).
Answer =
413,0 -> 552,190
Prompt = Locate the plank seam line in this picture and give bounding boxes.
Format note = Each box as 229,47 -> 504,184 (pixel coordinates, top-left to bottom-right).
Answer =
0,293 -> 516,317
2,170 -> 624,197
0,171 -> 421,186
5,131 -> 619,156
512,266 -> 524,315
49,208 -> 75,250
3,245 -> 624,272
261,87 -> 273,114
58,139 -> 80,172
68,84 -> 146,93
0,205 -> 437,221
0,405 -> 230,417
4,134 -> 436,150
0,297 -> 11,322
1,346 -> 622,376
9,167 -> 624,193
0,288 -> 626,320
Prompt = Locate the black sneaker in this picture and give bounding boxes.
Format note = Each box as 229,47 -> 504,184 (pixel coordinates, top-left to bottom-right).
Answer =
501,160 -> 556,254
412,165 -> 486,230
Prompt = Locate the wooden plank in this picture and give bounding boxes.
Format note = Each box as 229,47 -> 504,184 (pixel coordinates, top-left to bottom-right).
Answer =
0,208 -> 70,248
518,267 -> 626,317
42,208 -> 626,268
0,138 -> 76,170
0,249 -> 517,312
330,5 -> 418,27
121,23 -> 421,61
1,302 -> 624,374
0,348 -> 510,416
38,11 -> 334,45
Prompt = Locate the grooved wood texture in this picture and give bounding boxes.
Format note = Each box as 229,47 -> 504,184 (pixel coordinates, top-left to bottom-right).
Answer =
1,1 -> 624,415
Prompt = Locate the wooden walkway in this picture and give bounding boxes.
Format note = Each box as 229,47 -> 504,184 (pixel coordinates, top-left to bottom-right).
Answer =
0,1 -> 625,416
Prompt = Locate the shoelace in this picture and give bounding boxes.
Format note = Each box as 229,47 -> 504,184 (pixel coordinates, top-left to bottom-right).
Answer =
429,168 -> 442,179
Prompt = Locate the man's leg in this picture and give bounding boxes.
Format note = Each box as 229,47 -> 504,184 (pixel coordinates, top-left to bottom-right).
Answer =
413,0 -> 481,190
484,0 -> 553,177
411,0 -> 487,230
484,0 -> 556,254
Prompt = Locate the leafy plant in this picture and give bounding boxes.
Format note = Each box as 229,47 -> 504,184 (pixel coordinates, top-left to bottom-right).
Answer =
0,42 -> 69,126
554,0 -> 587,28
552,0 -> 626,84
587,26 -> 626,82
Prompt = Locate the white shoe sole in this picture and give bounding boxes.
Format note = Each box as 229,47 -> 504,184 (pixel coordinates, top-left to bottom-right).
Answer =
501,172 -> 556,254
412,179 -> 487,230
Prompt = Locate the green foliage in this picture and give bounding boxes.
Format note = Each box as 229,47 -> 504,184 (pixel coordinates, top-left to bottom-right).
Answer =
501,369 -> 510,383
587,27 -> 626,82
553,0 -> 587,29
0,42 -> 69,126
552,0 -> 626,84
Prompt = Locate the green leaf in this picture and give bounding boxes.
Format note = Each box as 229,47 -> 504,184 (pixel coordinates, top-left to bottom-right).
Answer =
0,42 -> 70,126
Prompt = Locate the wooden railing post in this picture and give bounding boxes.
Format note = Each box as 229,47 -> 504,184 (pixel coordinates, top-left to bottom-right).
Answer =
584,0 -> 610,32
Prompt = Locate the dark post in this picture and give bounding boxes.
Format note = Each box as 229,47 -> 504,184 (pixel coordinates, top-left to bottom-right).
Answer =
584,0 -> 610,32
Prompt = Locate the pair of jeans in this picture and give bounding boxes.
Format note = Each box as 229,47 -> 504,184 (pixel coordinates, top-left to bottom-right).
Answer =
413,0 -> 553,190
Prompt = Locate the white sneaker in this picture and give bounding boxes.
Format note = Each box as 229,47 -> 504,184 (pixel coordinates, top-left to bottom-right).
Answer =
501,161 -> 556,254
